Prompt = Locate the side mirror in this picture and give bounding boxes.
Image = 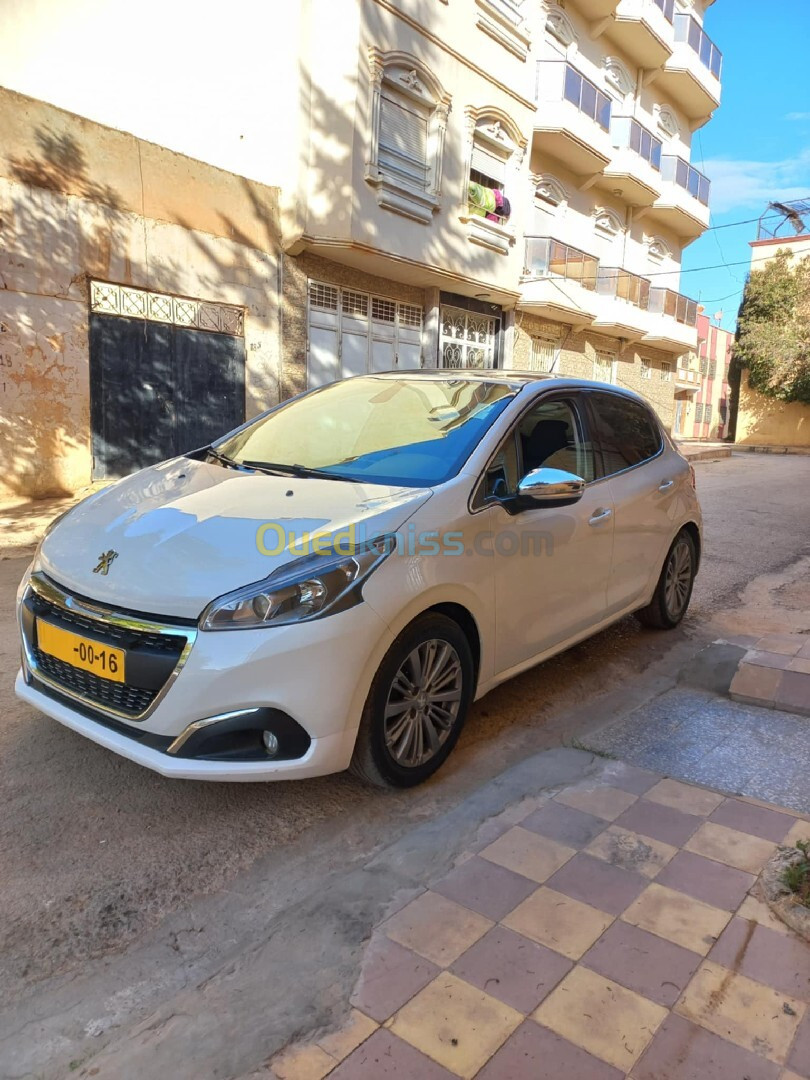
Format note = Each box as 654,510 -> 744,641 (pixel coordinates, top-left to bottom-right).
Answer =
515,467 -> 586,508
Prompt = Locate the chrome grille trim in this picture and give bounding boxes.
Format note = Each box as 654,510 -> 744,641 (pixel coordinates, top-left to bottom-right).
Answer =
20,573 -> 197,723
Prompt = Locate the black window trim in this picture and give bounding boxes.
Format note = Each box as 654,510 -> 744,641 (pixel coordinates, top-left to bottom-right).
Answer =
468,388 -> 595,513
582,387 -> 665,482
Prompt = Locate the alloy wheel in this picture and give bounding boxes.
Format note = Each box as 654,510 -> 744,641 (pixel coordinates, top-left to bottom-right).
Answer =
664,538 -> 693,620
383,639 -> 463,769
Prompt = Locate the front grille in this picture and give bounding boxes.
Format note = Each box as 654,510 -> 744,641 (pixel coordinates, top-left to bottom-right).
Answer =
32,649 -> 157,716
23,583 -> 191,719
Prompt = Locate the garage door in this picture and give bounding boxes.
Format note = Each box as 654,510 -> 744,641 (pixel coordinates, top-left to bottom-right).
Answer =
307,281 -> 423,388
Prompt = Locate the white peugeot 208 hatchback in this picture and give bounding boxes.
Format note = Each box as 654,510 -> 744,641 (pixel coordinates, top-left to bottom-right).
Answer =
16,372 -> 701,787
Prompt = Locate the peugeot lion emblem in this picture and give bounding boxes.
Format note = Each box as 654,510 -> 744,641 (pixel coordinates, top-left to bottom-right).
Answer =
93,550 -> 119,575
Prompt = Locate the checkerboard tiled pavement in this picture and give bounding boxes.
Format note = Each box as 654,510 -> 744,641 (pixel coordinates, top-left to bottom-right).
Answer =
270,768 -> 810,1080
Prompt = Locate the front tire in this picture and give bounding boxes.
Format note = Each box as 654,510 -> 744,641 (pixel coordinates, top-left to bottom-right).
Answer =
635,529 -> 697,630
350,613 -> 475,788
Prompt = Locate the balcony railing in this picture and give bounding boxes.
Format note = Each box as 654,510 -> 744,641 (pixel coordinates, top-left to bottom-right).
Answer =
674,13 -> 722,78
648,287 -> 698,326
611,117 -> 662,170
597,267 -> 651,308
524,237 -> 599,289
660,155 -> 711,205
562,64 -> 612,132
652,0 -> 674,22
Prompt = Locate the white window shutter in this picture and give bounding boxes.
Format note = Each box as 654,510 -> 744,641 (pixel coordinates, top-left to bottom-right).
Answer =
379,93 -> 428,187
470,143 -> 506,185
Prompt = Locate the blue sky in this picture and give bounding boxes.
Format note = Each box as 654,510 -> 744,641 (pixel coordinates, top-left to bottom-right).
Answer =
681,1 -> 810,332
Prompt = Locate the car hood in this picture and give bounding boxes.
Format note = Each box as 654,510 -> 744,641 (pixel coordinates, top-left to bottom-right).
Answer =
37,458 -> 433,619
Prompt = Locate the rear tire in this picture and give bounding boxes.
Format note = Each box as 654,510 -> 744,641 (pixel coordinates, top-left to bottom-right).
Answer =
635,529 -> 697,630
350,613 -> 474,788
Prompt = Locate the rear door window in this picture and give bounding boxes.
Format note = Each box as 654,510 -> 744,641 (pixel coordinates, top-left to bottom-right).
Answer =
586,392 -> 663,478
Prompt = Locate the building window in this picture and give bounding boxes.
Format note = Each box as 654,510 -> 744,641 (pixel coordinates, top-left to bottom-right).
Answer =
464,111 -> 525,254
709,359 -> 717,378
366,50 -> 451,224
653,0 -> 675,22
694,403 -> 704,423
641,358 -> 652,379
594,351 -> 617,384
530,336 -> 557,372
704,403 -> 713,424
660,361 -> 672,381
563,65 -> 612,132
700,356 -> 708,375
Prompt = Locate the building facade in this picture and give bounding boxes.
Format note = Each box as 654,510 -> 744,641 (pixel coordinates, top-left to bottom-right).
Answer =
673,313 -> 732,440
0,0 -> 722,497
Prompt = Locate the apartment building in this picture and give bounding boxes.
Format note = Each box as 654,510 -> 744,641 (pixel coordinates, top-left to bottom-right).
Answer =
673,314 -> 732,439
511,0 -> 720,429
0,0 -> 722,497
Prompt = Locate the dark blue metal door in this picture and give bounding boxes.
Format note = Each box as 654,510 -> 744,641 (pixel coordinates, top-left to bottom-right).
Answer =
89,314 -> 245,479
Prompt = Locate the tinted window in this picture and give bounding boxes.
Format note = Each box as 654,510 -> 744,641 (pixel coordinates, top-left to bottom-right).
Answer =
588,393 -> 662,476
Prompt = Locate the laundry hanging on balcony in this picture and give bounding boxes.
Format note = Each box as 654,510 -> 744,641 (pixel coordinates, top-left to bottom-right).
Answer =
468,182 -> 511,223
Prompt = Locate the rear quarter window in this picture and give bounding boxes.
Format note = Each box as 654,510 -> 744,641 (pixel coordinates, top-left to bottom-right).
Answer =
588,392 -> 663,477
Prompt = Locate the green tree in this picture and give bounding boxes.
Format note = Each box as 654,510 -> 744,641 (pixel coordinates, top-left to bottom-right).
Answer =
733,249 -> 810,404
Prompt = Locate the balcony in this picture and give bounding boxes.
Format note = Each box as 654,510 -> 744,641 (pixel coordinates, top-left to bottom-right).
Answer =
657,14 -> 722,122
646,155 -> 711,240
599,116 -> 663,207
568,0 -> 620,20
676,362 -> 701,393
644,287 -> 699,352
534,62 -> 613,180
519,237 -> 600,327
592,267 -> 652,339
604,0 -> 674,70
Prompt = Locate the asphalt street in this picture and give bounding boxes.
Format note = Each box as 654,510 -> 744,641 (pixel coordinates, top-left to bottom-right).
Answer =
0,452 -> 808,1040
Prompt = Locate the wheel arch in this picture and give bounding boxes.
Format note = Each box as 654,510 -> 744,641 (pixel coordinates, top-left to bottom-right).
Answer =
680,520 -> 702,572
425,602 -> 482,686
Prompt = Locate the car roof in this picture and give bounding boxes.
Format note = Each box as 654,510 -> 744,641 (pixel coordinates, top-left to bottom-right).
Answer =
360,369 -> 651,406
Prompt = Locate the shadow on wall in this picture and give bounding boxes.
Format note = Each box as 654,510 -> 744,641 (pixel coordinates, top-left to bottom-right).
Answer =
1,120 -> 279,499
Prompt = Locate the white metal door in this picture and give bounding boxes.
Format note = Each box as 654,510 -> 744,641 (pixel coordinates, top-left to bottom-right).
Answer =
440,305 -> 497,369
307,282 -> 424,387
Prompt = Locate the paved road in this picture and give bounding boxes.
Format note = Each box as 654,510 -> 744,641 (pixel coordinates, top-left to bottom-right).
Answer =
1,452 -> 808,1021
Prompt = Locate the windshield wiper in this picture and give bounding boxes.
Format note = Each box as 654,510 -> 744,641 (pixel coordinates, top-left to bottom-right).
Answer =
240,461 -> 358,482
207,447 -> 253,471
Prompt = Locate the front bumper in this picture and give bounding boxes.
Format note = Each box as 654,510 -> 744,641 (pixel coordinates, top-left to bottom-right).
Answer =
16,575 -> 395,781
15,673 -> 355,781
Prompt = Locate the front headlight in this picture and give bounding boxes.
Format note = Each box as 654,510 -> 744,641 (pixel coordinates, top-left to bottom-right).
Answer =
199,537 -> 393,631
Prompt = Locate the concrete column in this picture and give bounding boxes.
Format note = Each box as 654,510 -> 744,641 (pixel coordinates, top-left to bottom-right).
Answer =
423,287 -> 441,369
502,308 -> 516,369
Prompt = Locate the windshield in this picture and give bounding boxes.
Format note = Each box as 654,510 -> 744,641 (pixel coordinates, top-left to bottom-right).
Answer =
213,376 -> 518,487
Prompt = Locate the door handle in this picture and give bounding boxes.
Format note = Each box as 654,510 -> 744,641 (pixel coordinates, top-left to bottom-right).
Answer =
588,507 -> 613,525
658,479 -> 675,492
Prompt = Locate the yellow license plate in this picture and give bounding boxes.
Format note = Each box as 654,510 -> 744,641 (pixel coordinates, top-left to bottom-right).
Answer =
37,620 -> 126,683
